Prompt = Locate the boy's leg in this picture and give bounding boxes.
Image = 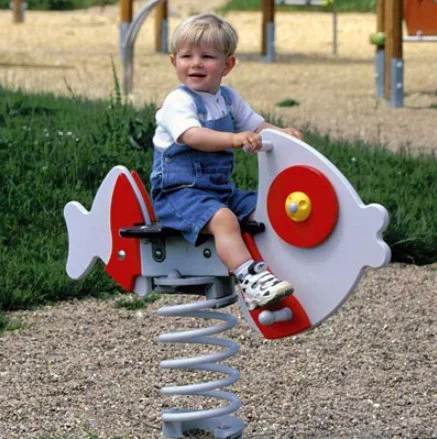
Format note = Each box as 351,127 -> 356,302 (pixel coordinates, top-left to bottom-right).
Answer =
203,207 -> 251,271
204,208 -> 294,310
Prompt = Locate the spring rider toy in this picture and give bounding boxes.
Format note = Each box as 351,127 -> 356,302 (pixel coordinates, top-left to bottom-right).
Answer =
64,129 -> 391,439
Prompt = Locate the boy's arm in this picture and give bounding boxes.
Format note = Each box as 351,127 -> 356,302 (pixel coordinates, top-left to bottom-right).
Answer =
180,127 -> 262,152
255,121 -> 303,140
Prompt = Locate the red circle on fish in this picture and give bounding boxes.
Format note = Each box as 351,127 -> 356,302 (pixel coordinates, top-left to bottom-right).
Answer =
267,165 -> 339,247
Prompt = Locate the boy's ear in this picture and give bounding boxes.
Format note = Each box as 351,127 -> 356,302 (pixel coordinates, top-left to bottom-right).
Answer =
222,56 -> 236,77
170,54 -> 176,67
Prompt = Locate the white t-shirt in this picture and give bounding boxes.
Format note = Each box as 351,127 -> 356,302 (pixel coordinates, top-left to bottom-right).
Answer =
153,86 -> 265,150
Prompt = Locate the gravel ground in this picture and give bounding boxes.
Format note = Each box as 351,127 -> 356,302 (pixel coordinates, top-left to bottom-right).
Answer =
0,264 -> 436,438
1,1 -> 436,438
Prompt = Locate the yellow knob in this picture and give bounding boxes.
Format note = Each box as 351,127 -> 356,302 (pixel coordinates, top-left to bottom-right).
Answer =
285,191 -> 312,222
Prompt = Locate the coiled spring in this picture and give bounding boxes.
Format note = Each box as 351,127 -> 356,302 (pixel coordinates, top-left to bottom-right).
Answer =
156,275 -> 244,438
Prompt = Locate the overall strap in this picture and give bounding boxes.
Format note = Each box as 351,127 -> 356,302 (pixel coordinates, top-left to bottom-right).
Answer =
178,85 -> 207,122
220,86 -> 233,109
220,86 -> 234,127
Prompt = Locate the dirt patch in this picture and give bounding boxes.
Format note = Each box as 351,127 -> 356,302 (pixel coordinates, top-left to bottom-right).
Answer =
1,4 -> 437,153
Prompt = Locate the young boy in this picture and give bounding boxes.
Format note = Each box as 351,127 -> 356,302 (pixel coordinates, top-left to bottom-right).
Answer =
150,13 -> 303,310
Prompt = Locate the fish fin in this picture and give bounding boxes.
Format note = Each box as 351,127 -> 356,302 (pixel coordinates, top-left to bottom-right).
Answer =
64,201 -> 108,279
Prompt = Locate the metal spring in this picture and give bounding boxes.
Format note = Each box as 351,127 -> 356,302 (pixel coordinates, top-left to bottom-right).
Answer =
157,293 -> 241,424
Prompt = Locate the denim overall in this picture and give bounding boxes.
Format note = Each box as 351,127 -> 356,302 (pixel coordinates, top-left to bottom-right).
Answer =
150,85 -> 257,245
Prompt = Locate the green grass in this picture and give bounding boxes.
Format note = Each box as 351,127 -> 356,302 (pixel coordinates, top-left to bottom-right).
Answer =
1,84 -> 436,313
0,0 -> 117,10
114,293 -> 160,310
219,0 -> 376,13
276,98 -> 300,108
0,310 -> 24,333
0,78 -> 156,312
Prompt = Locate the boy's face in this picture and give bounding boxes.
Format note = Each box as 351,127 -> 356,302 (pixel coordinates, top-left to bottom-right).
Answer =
171,45 -> 236,94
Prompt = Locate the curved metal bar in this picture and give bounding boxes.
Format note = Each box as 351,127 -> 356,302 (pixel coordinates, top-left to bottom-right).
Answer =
120,0 -> 164,94
121,0 -> 162,49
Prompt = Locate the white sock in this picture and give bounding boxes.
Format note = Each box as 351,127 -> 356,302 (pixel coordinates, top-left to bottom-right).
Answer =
234,259 -> 254,281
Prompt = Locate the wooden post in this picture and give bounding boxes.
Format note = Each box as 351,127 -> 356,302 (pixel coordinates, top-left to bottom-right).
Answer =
120,0 -> 133,24
384,0 -> 403,100
374,0 -> 386,97
376,0 -> 385,33
262,0 -> 274,55
120,0 -> 133,95
261,0 -> 275,61
12,0 -> 24,23
155,0 -> 168,53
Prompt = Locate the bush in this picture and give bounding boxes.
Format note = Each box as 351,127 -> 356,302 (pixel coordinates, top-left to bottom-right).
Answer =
0,83 -> 156,311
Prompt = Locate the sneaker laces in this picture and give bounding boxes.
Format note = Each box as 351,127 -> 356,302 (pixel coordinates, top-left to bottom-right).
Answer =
246,271 -> 281,294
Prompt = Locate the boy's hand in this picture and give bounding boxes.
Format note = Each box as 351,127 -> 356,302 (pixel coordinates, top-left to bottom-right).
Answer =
254,122 -> 304,142
232,132 -> 262,152
282,127 -> 304,140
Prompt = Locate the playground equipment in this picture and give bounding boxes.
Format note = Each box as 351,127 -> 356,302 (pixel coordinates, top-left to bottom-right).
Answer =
371,0 -> 437,108
264,0 -> 338,62
118,0 -> 338,93
120,0 -> 168,94
403,0 -> 437,38
11,0 -> 26,23
64,129 -> 391,438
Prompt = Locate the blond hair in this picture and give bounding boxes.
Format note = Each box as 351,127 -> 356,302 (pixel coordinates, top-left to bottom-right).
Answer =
170,13 -> 238,57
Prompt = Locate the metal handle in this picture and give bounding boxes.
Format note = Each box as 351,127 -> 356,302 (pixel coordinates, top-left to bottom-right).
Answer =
258,307 -> 293,326
260,140 -> 273,151
243,139 -> 273,153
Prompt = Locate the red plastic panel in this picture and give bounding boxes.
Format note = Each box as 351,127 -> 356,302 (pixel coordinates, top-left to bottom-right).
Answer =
267,165 -> 339,248
404,0 -> 437,36
106,174 -> 143,291
131,170 -> 156,223
242,233 -> 311,339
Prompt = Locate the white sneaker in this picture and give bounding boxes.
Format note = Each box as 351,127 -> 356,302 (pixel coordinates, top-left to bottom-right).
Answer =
237,261 -> 294,311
